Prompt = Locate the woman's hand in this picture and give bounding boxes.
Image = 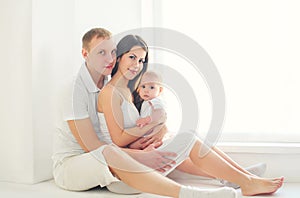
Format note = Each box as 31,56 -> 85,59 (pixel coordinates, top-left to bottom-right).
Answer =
126,144 -> 177,173
127,137 -> 162,150
127,125 -> 168,149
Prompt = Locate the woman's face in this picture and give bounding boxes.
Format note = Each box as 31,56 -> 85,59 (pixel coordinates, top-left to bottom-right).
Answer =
84,37 -> 117,76
118,46 -> 147,80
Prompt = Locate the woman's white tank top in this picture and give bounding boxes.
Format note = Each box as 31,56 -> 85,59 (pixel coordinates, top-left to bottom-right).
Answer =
98,89 -> 139,144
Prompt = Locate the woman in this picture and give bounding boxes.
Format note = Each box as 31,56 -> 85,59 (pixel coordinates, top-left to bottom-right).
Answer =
53,28 -> 236,198
98,34 -> 284,196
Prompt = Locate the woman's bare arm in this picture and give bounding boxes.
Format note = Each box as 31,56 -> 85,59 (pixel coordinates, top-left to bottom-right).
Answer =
68,118 -> 175,172
98,85 -> 165,147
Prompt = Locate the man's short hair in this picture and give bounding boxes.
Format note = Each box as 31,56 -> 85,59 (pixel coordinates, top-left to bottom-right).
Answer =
82,28 -> 111,51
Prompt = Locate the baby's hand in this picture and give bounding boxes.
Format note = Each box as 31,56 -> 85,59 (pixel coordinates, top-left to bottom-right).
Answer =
136,116 -> 152,128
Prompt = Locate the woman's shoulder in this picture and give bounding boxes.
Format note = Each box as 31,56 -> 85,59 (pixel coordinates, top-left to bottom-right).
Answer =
101,83 -> 113,94
98,84 -> 123,112
99,84 -> 123,101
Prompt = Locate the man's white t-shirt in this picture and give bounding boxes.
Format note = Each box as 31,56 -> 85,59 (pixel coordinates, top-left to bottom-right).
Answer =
52,63 -> 108,168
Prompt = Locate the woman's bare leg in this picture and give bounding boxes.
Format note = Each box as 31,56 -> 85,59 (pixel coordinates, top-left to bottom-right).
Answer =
103,145 -> 236,198
212,146 -> 255,176
176,158 -> 215,178
102,145 -> 180,197
111,168 -> 180,197
189,140 -> 283,196
176,146 -> 262,178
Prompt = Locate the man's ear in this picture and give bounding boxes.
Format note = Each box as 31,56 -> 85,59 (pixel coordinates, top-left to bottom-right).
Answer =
82,48 -> 88,60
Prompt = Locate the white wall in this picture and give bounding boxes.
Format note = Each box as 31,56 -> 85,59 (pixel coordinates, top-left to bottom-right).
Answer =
0,0 -> 34,183
31,0 -> 76,184
0,0 -> 143,184
220,145 -> 300,182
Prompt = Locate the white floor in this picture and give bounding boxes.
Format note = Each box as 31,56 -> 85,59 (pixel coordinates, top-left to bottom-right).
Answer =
0,179 -> 299,198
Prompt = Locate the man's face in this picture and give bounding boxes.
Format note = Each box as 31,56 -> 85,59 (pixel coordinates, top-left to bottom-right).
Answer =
83,37 -> 117,76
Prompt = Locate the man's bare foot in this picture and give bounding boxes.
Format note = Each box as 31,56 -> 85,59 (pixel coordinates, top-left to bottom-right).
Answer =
241,176 -> 284,196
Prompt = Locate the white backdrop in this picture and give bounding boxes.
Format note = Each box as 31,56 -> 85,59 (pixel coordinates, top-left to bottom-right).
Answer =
1,0 -> 299,184
0,0 -> 143,184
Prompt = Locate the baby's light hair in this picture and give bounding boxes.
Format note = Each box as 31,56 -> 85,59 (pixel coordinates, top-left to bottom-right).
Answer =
139,71 -> 163,86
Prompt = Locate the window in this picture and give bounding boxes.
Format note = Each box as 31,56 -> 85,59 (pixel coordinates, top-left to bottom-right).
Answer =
142,0 -> 300,143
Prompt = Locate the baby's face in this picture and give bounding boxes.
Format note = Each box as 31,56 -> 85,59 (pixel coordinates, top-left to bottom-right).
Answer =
139,83 -> 161,101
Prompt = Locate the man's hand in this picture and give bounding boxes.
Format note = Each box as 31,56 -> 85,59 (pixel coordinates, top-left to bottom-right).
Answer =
126,144 -> 177,173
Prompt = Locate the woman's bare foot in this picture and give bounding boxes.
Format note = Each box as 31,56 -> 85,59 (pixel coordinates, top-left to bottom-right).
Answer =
241,176 -> 284,196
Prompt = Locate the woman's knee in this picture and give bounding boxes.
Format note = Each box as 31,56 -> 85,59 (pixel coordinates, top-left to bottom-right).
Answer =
189,139 -> 213,162
102,145 -> 130,163
102,144 -> 119,156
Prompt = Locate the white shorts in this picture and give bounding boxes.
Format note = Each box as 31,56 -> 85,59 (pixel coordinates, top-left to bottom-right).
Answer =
53,132 -> 197,192
53,145 -> 119,191
158,131 -> 197,176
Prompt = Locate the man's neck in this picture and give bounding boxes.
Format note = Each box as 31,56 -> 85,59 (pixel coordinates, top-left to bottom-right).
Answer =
97,75 -> 106,89
85,63 -> 106,89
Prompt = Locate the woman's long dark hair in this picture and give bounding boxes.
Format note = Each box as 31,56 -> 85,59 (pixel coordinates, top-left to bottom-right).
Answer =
111,35 -> 149,112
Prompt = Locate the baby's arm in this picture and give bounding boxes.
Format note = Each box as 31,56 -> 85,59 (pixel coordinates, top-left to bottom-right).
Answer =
137,98 -> 166,128
136,108 -> 166,127
131,98 -> 167,148
136,116 -> 152,127
150,108 -> 166,124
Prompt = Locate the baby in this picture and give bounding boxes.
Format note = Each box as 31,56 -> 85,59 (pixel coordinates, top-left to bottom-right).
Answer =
136,71 -> 166,129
